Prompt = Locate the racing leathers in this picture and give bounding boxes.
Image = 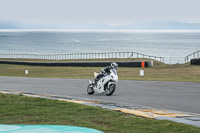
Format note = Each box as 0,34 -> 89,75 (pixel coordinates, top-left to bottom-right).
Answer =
95,66 -> 113,83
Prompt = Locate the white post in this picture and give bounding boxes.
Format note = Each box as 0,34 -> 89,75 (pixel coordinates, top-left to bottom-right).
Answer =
140,70 -> 144,76
25,70 -> 29,75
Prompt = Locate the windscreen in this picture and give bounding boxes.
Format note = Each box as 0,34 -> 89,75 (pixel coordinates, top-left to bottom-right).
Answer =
111,68 -> 117,75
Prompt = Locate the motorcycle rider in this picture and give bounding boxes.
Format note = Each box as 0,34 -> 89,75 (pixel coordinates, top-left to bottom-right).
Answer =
95,62 -> 118,83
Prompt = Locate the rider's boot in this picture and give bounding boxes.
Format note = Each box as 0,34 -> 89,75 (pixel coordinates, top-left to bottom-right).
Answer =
94,79 -> 98,87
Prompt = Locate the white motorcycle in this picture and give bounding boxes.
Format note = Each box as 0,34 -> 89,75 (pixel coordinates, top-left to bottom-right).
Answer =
87,68 -> 118,96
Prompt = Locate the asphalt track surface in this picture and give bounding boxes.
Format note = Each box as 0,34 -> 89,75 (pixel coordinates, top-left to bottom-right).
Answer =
0,76 -> 200,114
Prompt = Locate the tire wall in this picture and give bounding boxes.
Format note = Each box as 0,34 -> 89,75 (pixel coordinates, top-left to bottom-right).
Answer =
191,59 -> 200,65
0,61 -> 153,67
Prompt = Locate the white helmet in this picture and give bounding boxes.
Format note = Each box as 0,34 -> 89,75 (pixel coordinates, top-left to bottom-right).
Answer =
111,62 -> 118,70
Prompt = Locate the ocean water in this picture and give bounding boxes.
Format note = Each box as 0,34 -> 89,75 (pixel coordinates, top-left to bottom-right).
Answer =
0,30 -> 200,58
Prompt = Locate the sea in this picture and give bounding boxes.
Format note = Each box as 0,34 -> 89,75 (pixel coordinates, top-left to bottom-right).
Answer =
0,30 -> 200,63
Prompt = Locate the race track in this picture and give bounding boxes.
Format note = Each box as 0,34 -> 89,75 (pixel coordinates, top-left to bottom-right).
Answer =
0,76 -> 200,114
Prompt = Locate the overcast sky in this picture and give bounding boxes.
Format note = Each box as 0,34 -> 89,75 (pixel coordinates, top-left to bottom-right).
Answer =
0,0 -> 200,26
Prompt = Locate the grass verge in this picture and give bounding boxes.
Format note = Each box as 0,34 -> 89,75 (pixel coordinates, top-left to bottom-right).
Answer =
0,58 -> 200,82
0,93 -> 200,133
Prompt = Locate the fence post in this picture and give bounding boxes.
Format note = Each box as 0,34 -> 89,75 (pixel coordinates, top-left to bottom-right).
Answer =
185,57 -> 187,64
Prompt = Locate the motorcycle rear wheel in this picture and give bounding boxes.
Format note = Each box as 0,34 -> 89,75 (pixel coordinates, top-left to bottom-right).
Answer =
87,84 -> 94,95
105,84 -> 116,96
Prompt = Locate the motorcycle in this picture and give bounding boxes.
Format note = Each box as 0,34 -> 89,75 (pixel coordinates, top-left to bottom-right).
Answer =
87,68 -> 118,96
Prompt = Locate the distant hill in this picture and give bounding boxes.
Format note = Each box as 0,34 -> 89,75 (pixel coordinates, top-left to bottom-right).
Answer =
1,21 -> 200,30
0,21 -> 21,29
116,21 -> 200,30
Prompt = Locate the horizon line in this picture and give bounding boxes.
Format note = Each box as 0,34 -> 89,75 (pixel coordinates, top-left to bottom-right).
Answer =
1,29 -> 200,32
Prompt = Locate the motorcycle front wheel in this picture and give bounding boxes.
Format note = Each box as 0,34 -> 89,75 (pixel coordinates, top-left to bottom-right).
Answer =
87,84 -> 94,95
105,84 -> 116,96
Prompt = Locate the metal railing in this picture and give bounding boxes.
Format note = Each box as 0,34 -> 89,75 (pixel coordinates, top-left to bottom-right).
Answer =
162,57 -> 186,64
185,50 -> 200,63
3,51 -> 198,64
1,51 -> 198,64
0,52 -> 163,62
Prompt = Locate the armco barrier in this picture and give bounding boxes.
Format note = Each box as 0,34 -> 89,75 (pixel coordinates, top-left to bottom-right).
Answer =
0,61 -> 153,67
191,59 -> 200,65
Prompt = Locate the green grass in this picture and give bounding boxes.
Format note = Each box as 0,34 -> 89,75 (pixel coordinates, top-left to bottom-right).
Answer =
0,93 -> 200,133
0,58 -> 200,82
